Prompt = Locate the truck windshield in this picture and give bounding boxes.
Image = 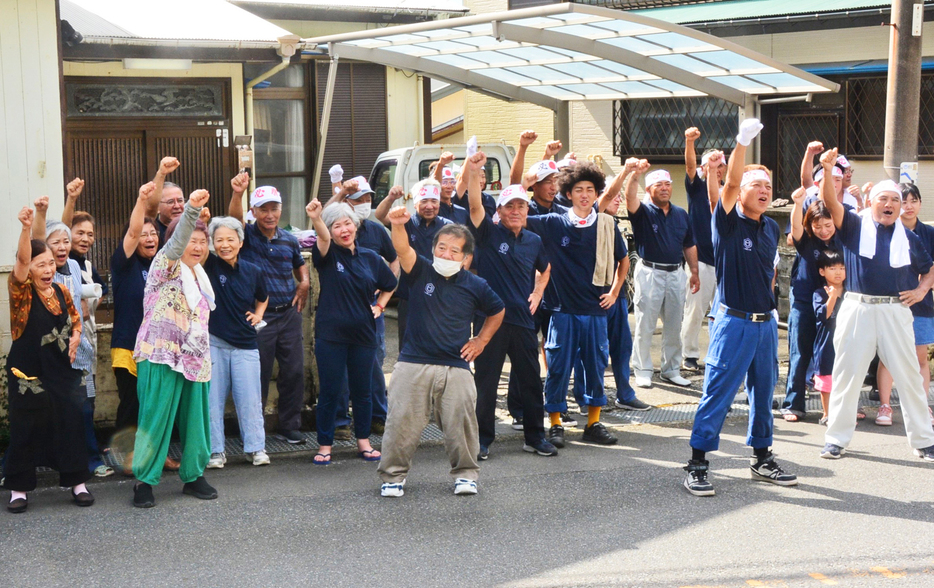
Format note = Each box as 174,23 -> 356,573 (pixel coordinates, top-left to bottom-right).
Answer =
369,159 -> 397,207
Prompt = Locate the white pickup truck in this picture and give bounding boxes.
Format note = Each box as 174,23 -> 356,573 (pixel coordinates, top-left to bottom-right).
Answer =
367,142 -> 515,212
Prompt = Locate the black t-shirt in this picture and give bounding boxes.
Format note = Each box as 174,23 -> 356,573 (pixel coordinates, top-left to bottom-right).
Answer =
110,246 -> 153,350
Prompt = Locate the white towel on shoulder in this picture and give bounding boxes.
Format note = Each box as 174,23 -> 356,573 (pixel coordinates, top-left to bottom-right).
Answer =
180,262 -> 216,312
857,208 -> 911,268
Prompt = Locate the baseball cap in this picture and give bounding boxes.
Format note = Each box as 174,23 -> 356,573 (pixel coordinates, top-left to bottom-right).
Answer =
497,184 -> 530,207
645,169 -> 672,189
347,176 -> 375,200
529,160 -> 560,183
250,186 -> 282,208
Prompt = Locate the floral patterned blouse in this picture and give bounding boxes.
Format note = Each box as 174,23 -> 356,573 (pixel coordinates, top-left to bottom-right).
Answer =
133,250 -> 212,382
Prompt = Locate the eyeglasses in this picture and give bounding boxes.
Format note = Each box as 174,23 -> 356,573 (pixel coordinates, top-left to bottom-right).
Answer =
140,231 -> 159,238
161,198 -> 184,205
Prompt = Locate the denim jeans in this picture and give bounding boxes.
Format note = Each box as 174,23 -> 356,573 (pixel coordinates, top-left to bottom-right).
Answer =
784,289 -> 817,414
209,336 -> 266,454
83,395 -> 104,471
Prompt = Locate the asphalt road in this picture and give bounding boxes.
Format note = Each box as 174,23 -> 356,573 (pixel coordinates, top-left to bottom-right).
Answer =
3,413 -> 934,588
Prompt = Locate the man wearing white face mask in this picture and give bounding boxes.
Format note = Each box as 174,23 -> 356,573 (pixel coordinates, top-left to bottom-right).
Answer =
378,206 -> 504,498
325,175 -> 401,434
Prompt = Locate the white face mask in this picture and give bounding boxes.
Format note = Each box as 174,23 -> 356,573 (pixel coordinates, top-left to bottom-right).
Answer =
432,256 -> 462,277
352,202 -> 371,221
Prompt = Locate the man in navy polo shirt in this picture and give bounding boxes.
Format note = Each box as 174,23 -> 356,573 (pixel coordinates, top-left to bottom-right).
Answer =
625,163 -> 699,389
229,174 -> 310,445
463,152 -> 556,460
817,148 -> 934,462
433,152 -> 470,225
378,206 -> 504,498
684,119 -> 798,496
525,162 -> 628,449
326,175 -> 400,435
376,178 -> 453,349
681,128 -> 723,371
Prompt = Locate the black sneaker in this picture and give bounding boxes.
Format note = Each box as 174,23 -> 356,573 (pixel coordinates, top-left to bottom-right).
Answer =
683,358 -> 703,371
523,439 -> 558,456
511,417 -> 524,431
869,386 -> 880,402
750,454 -> 798,486
560,412 -> 577,427
477,446 -> 490,461
914,445 -> 934,462
371,419 -> 385,435
581,422 -> 618,445
334,425 -> 352,441
274,429 -> 306,445
683,460 -> 715,496
182,476 -> 218,500
614,397 -> 652,411
133,482 -> 155,508
547,425 -> 566,448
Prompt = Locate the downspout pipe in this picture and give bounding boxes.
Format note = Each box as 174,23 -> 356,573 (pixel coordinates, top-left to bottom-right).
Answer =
245,54 -> 291,193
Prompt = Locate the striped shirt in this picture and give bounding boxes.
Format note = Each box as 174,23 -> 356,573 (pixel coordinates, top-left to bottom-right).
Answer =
53,258 -> 95,377
240,223 -> 306,307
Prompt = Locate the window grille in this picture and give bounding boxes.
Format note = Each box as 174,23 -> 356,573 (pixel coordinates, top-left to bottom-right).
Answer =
613,97 -> 737,161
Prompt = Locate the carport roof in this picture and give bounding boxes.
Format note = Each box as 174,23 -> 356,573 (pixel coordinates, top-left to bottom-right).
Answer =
300,2 -> 839,110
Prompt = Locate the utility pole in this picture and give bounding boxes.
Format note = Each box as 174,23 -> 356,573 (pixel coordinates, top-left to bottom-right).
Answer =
883,0 -> 924,182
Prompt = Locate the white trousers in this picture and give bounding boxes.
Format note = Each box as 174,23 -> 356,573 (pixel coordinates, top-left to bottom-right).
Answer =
680,261 -> 717,360
826,299 -> 934,450
632,260 -> 687,379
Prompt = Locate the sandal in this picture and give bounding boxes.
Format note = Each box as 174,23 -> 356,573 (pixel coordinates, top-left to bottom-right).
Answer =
313,453 -> 331,466
782,413 -> 799,422
358,449 -> 381,462
856,408 -> 867,420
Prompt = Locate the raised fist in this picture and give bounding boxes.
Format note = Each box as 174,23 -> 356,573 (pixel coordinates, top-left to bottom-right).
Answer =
199,206 -> 212,225
230,172 -> 250,194
705,151 -> 725,170
388,185 -> 404,201
188,189 -> 210,209
519,130 -> 538,147
819,148 -> 838,169
342,179 -> 360,195
439,151 -> 455,166
33,195 -> 49,212
305,198 -> 322,220
159,157 -> 180,175
467,151 -> 487,172
685,127 -> 701,142
18,206 -> 34,228
790,186 -> 807,205
328,164 -> 344,184
66,178 -> 85,200
636,159 -> 651,175
387,206 -> 410,225
806,141 -> 824,156
736,118 -> 763,147
544,140 -> 562,158
139,181 -> 156,202
624,157 -> 641,172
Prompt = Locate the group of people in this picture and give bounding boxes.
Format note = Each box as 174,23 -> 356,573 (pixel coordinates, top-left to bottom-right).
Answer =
5,118 -> 934,512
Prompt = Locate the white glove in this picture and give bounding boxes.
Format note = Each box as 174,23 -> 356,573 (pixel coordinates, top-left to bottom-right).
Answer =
329,164 -> 344,184
735,118 -> 763,147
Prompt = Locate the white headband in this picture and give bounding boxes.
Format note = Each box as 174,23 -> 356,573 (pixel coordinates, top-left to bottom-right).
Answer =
869,179 -> 901,201
814,167 -> 844,182
700,152 -> 724,168
645,169 -> 672,189
740,169 -> 771,188
414,184 -> 441,203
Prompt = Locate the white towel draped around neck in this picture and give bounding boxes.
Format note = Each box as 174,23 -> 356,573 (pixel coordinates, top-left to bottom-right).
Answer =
180,262 -> 216,312
857,208 -> 911,268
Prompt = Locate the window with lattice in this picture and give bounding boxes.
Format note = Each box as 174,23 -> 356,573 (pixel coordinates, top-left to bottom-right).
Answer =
846,74 -> 934,157
613,97 -> 737,161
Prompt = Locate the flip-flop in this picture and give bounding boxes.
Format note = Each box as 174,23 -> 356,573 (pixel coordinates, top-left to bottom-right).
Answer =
782,413 -> 799,422
856,408 -> 867,420
313,453 -> 331,466
359,449 -> 381,462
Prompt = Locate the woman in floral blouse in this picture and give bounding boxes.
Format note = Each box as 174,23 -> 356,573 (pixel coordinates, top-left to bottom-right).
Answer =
3,205 -> 91,513
131,188 -> 217,509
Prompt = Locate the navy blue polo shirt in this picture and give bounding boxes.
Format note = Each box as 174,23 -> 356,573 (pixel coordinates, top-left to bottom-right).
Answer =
110,246 -> 152,350
204,254 -> 268,349
712,201 -> 780,314
155,217 -> 169,244
470,215 -> 548,330
529,199 -> 568,217
312,243 -> 398,347
357,219 -> 397,263
526,213 -> 626,316
685,173 -> 715,266
397,214 -> 453,301
811,287 -> 842,376
630,200 -> 694,264
240,223 -> 305,307
837,212 -> 933,297
439,201 -> 469,225
454,191 -> 496,218
554,192 -> 572,208
528,199 -> 568,312
790,233 -> 842,302
909,221 -> 934,318
399,255 -> 504,369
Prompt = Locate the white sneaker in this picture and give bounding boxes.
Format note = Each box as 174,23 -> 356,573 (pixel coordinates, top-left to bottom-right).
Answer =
634,375 -> 653,388
661,374 -> 692,387
206,452 -> 226,469
454,478 -> 478,495
380,479 -> 405,497
247,450 -> 270,466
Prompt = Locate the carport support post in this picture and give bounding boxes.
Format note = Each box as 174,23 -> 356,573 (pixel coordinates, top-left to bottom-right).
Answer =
555,101 -> 570,160
883,0 -> 923,181
310,50 -> 339,228
738,98 -> 759,165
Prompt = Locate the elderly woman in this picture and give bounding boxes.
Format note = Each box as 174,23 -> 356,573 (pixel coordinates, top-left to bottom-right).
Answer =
4,205 -> 91,513
306,199 -> 397,465
131,189 -> 216,508
203,216 -> 270,469
31,198 -> 107,476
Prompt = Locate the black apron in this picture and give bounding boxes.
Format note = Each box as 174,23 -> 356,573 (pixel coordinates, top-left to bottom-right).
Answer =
3,283 -> 88,483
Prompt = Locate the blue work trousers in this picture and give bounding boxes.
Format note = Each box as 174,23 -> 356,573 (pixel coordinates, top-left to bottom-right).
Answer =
544,313 -> 609,414
335,315 -> 388,426
783,289 -> 817,414
690,308 -> 777,452
574,297 -> 635,404
314,338 -> 375,446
